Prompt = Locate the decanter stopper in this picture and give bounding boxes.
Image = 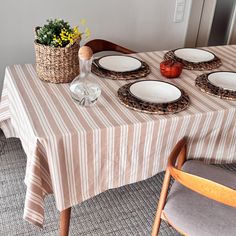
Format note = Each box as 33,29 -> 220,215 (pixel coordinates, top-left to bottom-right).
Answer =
79,46 -> 93,61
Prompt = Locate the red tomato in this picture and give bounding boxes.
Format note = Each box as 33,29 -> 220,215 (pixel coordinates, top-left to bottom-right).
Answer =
160,60 -> 183,78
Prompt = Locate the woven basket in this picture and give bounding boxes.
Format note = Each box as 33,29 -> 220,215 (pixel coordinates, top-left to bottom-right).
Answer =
34,28 -> 80,83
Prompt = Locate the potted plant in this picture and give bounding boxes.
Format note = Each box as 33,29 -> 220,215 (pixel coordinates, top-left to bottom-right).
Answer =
34,18 -> 90,83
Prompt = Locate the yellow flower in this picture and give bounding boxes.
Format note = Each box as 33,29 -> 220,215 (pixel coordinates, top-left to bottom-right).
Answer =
85,27 -> 91,39
52,19 -> 90,47
73,26 -> 78,34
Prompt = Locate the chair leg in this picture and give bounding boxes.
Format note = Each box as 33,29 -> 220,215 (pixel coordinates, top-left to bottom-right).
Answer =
151,170 -> 171,236
59,207 -> 71,236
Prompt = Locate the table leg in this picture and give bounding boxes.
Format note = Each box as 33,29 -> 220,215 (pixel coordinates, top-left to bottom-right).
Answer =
59,207 -> 71,236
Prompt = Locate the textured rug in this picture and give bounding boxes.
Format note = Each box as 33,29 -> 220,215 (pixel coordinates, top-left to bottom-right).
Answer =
0,131 -> 235,236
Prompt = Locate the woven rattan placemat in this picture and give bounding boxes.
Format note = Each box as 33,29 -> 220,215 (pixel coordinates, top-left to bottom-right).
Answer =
195,73 -> 236,100
164,50 -> 222,71
92,59 -> 150,80
117,81 -> 190,115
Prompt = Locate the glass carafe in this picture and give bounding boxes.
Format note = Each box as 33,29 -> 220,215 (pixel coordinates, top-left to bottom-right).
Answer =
70,57 -> 101,106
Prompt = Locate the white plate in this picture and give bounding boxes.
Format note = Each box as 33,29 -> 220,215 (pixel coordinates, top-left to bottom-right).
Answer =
129,80 -> 182,103
97,55 -> 142,72
208,72 -> 236,91
174,48 -> 215,63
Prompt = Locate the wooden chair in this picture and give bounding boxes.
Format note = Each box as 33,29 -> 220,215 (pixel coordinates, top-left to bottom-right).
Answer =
85,39 -> 136,54
151,137 -> 236,236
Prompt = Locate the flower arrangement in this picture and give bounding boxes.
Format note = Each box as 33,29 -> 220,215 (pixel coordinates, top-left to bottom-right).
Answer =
34,18 -> 90,83
35,18 -> 90,47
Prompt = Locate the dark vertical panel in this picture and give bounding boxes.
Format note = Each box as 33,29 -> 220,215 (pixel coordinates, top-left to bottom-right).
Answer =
208,0 -> 235,46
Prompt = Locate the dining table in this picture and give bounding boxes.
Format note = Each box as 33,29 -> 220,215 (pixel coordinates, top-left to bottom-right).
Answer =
0,44 -> 236,235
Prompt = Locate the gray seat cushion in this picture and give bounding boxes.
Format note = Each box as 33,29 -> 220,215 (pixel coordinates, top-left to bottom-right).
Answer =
163,160 -> 236,236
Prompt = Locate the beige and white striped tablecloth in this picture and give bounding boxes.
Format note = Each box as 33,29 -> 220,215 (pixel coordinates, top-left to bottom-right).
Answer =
0,45 -> 236,227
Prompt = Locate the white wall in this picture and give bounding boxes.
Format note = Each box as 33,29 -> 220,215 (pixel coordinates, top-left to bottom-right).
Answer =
0,0 -> 192,92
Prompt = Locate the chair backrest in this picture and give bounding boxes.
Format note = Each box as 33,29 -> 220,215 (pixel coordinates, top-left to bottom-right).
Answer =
85,39 -> 136,54
168,138 -> 236,207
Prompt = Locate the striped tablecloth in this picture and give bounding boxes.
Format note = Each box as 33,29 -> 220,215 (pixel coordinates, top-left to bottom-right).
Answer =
0,45 -> 236,227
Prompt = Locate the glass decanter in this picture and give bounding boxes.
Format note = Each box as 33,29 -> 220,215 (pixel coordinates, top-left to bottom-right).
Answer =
70,47 -> 101,106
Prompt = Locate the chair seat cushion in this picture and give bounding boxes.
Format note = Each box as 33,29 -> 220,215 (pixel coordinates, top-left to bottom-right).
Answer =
163,160 -> 236,236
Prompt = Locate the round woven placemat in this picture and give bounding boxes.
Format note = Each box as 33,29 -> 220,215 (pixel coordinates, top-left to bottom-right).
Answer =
91,59 -> 150,80
164,50 -> 222,71
117,81 -> 190,115
195,73 -> 236,100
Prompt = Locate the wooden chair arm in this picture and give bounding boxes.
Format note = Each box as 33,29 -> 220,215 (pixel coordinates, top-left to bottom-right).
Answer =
170,167 -> 236,207
167,137 -> 236,207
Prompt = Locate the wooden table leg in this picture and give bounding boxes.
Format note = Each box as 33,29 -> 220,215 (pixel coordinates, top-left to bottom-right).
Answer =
60,207 -> 71,236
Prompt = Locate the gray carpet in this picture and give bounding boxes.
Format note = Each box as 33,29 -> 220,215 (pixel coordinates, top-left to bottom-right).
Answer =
0,130 -> 236,236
